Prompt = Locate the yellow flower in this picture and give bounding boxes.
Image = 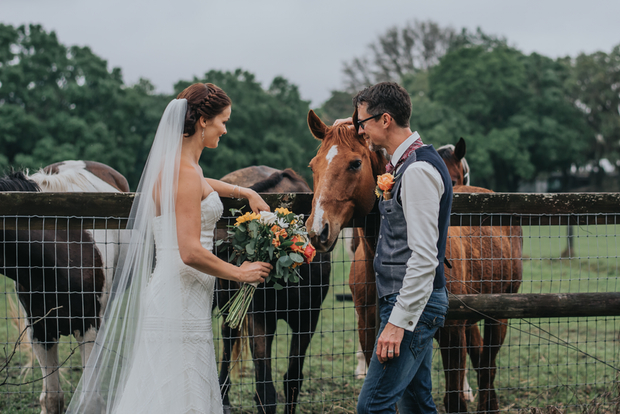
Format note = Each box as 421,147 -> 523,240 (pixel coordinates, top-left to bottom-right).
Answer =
275,207 -> 291,216
235,211 -> 261,226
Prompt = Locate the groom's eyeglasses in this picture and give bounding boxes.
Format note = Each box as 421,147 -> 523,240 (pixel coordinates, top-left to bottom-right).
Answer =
356,114 -> 382,130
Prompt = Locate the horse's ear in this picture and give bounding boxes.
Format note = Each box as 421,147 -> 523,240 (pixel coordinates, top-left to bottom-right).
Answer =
455,137 -> 467,160
307,110 -> 328,140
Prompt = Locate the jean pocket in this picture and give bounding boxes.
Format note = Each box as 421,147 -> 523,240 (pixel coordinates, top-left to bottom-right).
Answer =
409,308 -> 446,358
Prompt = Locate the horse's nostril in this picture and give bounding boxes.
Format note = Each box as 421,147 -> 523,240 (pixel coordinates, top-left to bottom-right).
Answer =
320,223 -> 329,244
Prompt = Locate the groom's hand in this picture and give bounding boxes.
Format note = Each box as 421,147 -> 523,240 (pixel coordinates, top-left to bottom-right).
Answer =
376,323 -> 404,363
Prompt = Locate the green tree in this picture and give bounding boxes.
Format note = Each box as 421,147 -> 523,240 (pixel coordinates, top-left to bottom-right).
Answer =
429,45 -> 589,191
0,23 -> 165,188
314,90 -> 355,125
175,69 -> 317,183
562,45 -> 620,188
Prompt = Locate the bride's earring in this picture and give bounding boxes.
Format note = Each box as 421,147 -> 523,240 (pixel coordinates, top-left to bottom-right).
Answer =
201,128 -> 205,143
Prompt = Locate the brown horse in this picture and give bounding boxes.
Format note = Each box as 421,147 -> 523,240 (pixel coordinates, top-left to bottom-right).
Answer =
217,166 -> 330,414
1,161 -> 129,414
305,110 -> 522,413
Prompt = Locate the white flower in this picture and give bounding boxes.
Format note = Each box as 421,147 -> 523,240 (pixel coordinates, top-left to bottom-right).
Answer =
258,211 -> 277,226
276,217 -> 289,228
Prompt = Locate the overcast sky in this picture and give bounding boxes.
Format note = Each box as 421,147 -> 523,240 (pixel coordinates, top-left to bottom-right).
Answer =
1,0 -> 619,106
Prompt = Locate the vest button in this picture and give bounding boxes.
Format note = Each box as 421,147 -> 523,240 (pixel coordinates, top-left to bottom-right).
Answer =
382,215 -> 385,219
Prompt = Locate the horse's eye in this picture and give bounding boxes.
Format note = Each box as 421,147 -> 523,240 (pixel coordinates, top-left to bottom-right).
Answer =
349,160 -> 362,171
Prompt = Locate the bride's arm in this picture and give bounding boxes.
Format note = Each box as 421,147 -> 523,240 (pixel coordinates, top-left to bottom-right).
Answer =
205,178 -> 270,213
176,167 -> 271,283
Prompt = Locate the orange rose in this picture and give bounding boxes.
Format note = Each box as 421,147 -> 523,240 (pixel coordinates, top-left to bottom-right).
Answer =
290,235 -> 304,253
377,173 -> 395,192
303,243 -> 316,264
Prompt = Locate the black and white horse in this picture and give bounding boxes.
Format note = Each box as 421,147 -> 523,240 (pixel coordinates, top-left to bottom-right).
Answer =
1,161 -> 129,414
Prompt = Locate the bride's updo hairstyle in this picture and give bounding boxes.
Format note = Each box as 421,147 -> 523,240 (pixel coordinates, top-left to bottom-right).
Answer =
177,83 -> 232,137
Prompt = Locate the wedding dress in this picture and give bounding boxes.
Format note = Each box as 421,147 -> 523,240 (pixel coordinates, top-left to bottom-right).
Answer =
113,191 -> 224,414
68,99 -> 226,414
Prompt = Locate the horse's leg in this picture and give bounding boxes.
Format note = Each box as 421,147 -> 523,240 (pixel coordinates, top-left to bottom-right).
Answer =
72,327 -> 106,414
248,312 -> 278,414
354,339 -> 367,379
31,338 -> 63,414
462,323 -> 483,403
218,321 -> 239,414
476,318 -> 507,414
282,302 -> 324,414
350,241 -> 376,366
435,324 -> 469,413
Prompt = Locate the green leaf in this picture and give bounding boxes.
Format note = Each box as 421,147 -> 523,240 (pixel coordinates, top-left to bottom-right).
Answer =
246,240 -> 255,255
289,252 -> 304,263
268,244 -> 275,260
278,255 -> 293,268
273,282 -> 284,291
229,207 -> 245,216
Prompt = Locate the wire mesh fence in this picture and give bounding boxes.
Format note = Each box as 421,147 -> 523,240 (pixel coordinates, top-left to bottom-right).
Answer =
1,196 -> 619,413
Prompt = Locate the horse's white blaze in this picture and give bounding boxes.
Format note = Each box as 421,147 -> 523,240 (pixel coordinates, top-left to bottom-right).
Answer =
325,145 -> 338,164
312,195 -> 325,234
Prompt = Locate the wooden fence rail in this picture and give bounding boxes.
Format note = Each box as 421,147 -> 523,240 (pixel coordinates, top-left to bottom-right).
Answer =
1,192 -> 620,229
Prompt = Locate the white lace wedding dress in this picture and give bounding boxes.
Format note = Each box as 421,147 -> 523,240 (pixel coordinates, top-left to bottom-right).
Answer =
113,192 -> 224,414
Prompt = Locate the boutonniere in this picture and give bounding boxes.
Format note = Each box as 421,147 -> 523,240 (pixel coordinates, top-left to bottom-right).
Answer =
375,173 -> 396,200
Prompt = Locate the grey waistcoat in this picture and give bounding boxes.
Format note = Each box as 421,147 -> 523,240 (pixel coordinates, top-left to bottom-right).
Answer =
373,145 -> 453,298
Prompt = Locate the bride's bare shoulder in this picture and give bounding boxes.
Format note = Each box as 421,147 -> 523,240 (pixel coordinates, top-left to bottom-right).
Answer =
177,162 -> 203,195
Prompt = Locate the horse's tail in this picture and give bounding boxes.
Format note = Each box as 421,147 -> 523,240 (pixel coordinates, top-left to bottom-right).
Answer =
230,317 -> 251,376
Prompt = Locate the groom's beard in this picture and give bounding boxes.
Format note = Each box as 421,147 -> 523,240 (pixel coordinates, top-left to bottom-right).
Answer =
366,139 -> 385,153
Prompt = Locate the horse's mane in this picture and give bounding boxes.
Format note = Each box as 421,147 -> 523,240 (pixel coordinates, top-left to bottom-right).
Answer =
320,124 -> 366,149
250,168 -> 310,193
320,124 -> 388,178
437,144 -> 455,161
29,164 -> 120,192
0,170 -> 41,192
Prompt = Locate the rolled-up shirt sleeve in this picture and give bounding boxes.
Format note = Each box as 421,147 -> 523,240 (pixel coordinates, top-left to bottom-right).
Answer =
388,160 -> 444,331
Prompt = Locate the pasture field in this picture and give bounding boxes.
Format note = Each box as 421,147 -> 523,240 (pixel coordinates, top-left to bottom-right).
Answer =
1,224 -> 619,413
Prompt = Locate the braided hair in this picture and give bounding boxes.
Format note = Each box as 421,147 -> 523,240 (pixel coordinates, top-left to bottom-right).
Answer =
176,83 -> 232,137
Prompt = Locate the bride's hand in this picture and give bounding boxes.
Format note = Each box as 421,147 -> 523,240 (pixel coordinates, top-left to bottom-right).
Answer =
247,189 -> 270,213
238,261 -> 272,284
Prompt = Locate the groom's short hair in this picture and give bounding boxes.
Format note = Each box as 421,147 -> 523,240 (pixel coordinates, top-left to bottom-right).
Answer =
353,82 -> 411,128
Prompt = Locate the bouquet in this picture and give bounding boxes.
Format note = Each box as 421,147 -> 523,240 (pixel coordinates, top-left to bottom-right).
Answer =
215,207 -> 316,328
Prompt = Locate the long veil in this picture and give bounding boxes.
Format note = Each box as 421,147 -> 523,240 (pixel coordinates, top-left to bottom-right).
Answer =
67,99 -> 188,413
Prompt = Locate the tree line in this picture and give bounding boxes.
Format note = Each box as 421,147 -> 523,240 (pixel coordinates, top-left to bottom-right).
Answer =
1,22 -> 618,191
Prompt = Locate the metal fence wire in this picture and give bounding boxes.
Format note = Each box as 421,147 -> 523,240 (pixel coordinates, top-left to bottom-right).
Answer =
1,210 -> 619,413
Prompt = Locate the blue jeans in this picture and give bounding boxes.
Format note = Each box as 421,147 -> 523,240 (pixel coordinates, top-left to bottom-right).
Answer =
357,287 -> 449,414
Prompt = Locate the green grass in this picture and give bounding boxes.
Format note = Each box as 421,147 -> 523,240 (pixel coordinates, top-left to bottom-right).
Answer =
1,225 -> 619,413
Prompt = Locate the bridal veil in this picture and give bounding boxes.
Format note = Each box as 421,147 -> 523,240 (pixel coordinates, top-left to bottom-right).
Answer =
67,99 -> 189,413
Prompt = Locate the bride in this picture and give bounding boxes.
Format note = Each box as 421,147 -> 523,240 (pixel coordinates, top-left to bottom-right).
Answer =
67,83 -> 272,414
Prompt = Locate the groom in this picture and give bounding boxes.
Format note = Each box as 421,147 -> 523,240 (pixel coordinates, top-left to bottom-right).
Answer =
354,82 -> 452,413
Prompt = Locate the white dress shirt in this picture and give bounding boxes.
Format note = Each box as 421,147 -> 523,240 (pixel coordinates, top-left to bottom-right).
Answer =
387,133 -> 445,331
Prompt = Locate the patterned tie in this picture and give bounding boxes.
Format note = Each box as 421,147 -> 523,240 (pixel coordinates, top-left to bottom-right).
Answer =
385,138 -> 423,174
